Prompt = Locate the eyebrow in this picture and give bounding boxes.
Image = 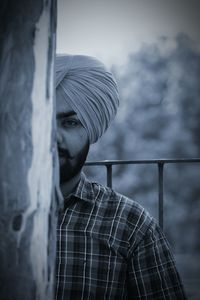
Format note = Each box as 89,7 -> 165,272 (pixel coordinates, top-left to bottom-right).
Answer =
56,111 -> 77,118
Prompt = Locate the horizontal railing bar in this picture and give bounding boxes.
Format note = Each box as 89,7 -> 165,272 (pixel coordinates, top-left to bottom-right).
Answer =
85,158 -> 200,166
84,158 -> 200,229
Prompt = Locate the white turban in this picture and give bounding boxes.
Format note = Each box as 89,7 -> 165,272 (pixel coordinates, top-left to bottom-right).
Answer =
55,54 -> 119,144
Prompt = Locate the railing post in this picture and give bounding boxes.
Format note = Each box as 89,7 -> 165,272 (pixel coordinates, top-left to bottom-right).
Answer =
106,164 -> 113,188
158,162 -> 164,229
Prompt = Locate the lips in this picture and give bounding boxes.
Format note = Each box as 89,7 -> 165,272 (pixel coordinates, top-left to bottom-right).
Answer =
58,148 -> 66,157
58,147 -> 73,159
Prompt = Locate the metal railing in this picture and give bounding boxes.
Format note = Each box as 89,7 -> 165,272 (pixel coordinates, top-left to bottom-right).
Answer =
85,158 -> 200,229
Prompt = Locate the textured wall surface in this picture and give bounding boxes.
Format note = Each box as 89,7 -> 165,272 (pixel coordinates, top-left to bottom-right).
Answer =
0,1 -> 58,299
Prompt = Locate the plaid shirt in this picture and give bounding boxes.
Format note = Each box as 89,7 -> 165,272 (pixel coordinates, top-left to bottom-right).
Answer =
56,173 -> 187,299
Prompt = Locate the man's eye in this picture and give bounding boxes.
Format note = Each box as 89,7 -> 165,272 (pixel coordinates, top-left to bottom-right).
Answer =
62,119 -> 79,128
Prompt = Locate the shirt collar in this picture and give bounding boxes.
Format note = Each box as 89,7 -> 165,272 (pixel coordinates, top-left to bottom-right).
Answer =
69,172 -> 95,203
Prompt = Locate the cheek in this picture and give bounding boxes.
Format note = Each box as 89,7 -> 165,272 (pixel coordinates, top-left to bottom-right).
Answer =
70,130 -> 89,155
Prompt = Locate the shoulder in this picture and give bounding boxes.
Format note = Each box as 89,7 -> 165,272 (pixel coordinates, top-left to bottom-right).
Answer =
91,180 -> 155,248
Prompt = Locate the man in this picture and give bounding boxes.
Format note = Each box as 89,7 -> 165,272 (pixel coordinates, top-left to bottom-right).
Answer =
55,54 -> 187,299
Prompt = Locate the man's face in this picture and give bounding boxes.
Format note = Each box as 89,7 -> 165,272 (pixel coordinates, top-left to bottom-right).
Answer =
56,91 -> 90,183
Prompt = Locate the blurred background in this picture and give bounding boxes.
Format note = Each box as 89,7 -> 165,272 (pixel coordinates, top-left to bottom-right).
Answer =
57,1 -> 200,298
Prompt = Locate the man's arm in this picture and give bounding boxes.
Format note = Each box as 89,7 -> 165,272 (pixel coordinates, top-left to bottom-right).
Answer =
127,221 -> 187,299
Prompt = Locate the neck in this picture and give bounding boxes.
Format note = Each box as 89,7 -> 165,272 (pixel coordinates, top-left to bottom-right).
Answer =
60,171 -> 81,199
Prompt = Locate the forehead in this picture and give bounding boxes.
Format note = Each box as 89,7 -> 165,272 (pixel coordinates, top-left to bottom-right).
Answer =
56,89 -> 75,115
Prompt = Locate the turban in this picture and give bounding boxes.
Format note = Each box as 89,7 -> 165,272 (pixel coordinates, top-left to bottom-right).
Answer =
55,54 -> 119,144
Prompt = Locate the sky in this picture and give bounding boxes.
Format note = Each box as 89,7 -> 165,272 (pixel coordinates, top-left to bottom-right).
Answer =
57,0 -> 200,66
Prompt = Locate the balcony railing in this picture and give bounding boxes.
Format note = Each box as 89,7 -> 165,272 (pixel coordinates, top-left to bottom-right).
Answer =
85,158 -> 200,229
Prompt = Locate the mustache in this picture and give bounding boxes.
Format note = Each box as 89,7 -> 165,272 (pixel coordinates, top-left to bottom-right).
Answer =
57,147 -> 73,159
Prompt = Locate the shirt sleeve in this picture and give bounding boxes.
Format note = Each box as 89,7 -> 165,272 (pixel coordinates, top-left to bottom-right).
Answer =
127,221 -> 188,299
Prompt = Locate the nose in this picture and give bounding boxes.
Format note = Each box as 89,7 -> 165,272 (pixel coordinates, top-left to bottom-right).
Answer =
56,129 -> 63,144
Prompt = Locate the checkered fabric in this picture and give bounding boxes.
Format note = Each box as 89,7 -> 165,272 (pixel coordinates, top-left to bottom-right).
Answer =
56,173 -> 187,299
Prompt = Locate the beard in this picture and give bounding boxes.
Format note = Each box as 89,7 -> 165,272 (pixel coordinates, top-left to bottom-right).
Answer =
58,142 -> 89,184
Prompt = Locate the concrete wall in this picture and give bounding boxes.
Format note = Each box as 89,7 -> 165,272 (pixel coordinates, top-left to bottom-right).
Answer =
0,1 -> 59,299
